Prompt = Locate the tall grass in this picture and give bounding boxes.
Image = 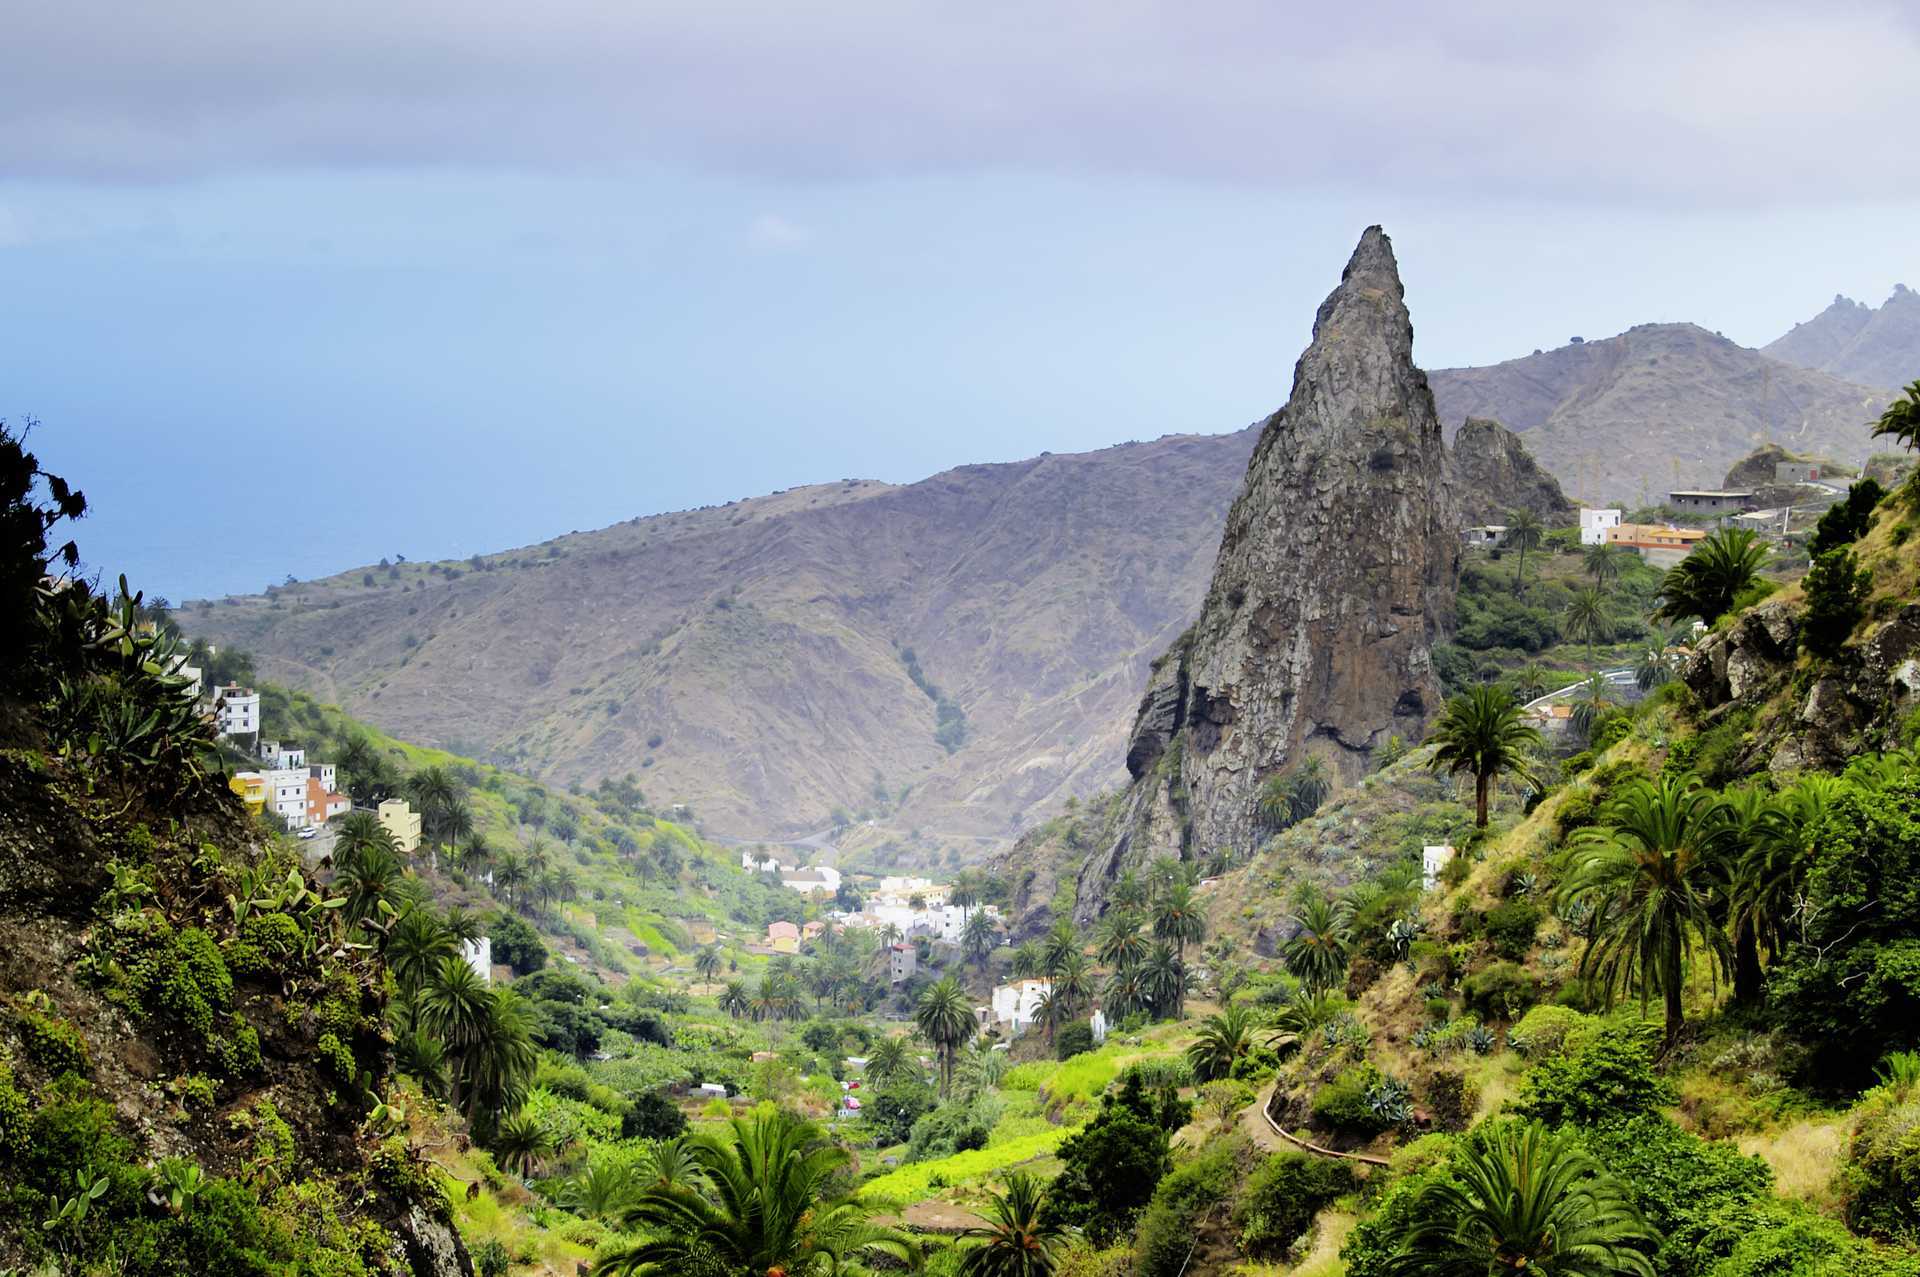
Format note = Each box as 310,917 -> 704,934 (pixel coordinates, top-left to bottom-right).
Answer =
856,1127 -> 1072,1202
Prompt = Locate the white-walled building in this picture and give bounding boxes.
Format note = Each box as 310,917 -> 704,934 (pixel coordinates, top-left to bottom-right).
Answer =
264,768 -> 309,829
990,978 -> 1050,1033
1423,844 -> 1456,892
309,763 -> 337,792
260,741 -> 306,771
1579,508 -> 1622,546
210,685 -> 260,740
461,936 -> 492,983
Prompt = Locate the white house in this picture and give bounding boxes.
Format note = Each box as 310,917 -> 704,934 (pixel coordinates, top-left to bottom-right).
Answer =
1460,525 -> 1509,550
1090,1008 -> 1108,1045
210,685 -> 260,740
460,936 -> 492,983
309,762 -> 337,792
781,864 -> 842,896
263,768 -> 309,829
260,741 -> 307,771
1579,508 -> 1622,546
1422,844 -> 1456,892
990,979 -> 1050,1033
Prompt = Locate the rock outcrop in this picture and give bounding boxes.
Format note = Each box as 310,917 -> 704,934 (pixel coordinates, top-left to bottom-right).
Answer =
1764,285 -> 1920,390
1682,600 -> 1920,775
1076,227 -> 1457,918
1451,417 -> 1574,526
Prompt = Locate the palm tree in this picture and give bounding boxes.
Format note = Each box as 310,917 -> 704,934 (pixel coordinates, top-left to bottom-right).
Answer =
1103,964 -> 1152,1021
914,977 -> 976,1097
1583,542 -> 1626,588
422,955 -> 493,1084
1010,941 -> 1044,980
492,850 -> 527,908
1096,912 -> 1148,971
1633,645 -> 1674,691
718,980 -> 751,1020
332,809 -> 392,863
1510,662 -> 1550,704
1731,775 -> 1840,986
492,1109 -> 553,1179
1282,890 -> 1353,993
1871,380 -> 1920,453
1140,941 -> 1186,1019
337,838 -> 404,927
1051,950 -> 1092,1015
1041,919 -> 1079,976
1564,586 -> 1610,669
1186,1005 -> 1258,1082
595,1109 -> 919,1277
1557,776 -> 1736,1052
1506,509 -> 1545,590
1425,684 -> 1543,828
464,990 -> 538,1125
957,1172 -> 1067,1277
562,1161 -> 642,1220
963,908 -> 1000,974
385,907 -> 456,996
1111,871 -> 1148,913
1652,527 -> 1769,626
1261,756 -> 1333,830
637,1136 -> 704,1193
1152,882 -> 1206,965
1569,672 -> 1616,741
865,1035 -> 916,1087
693,946 -> 722,989
1384,1121 -> 1654,1276
1032,983 -> 1067,1047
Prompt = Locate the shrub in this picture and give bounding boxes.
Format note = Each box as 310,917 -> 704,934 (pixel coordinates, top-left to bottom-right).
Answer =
1517,1022 -> 1670,1127
1310,1064 -> 1395,1137
1508,1005 -> 1588,1058
1842,1086 -> 1920,1241
1424,1068 -> 1478,1133
489,911 -> 548,976
226,912 -> 304,977
0,1062 -> 29,1163
1580,1114 -> 1774,1274
1234,1150 -> 1354,1260
1134,1138 -> 1242,1277
472,1239 -> 511,1277
1802,548 -> 1871,658
1463,961 -> 1539,1019
1056,1021 -> 1096,1060
1483,900 -> 1543,960
620,1090 -> 687,1142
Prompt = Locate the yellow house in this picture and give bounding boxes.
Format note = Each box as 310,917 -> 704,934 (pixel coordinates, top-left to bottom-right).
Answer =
378,798 -> 422,854
229,772 -> 267,815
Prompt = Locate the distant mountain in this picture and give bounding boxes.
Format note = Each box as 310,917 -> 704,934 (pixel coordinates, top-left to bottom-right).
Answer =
1429,324 -> 1890,505
1764,286 -> 1920,390
186,430 -> 1260,847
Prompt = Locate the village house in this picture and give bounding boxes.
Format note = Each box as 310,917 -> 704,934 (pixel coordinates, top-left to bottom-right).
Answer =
259,740 -> 307,771
765,920 -> 800,954
1775,461 -> 1825,485
1579,507 -> 1622,546
990,978 -> 1050,1033
460,936 -> 491,983
209,685 -> 260,740
1669,489 -> 1756,518
1459,525 -> 1509,550
305,777 -> 350,825
888,942 -> 917,984
377,798 -> 422,853
228,772 -> 267,814
263,768 -> 309,829
1606,522 -> 1710,569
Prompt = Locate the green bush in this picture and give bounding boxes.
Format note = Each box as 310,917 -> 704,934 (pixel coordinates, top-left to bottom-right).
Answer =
1423,1069 -> 1478,1133
225,912 -> 304,977
1056,1021 -> 1096,1060
1463,962 -> 1539,1020
1134,1138 -> 1242,1277
1842,1087 -> 1920,1242
1803,548 -> 1871,659
1310,1064 -> 1394,1137
1517,1023 -> 1670,1127
0,1061 -> 29,1163
1234,1150 -> 1354,1260
1509,1005 -> 1588,1058
1580,1114 -> 1774,1274
1483,900 -> 1543,960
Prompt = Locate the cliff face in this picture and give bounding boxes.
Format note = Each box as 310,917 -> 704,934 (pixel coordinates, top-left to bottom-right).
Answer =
1451,417 -> 1574,525
1076,227 -> 1457,918
1765,286 -> 1920,390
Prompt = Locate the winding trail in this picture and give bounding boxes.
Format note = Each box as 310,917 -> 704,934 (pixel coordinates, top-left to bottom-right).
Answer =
1241,1083 -> 1391,1168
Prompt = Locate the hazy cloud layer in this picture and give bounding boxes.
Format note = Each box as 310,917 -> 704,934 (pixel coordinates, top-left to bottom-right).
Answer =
4,1 -> 1916,202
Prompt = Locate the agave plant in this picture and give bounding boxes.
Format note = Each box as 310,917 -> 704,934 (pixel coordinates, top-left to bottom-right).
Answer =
1464,1025 -> 1497,1056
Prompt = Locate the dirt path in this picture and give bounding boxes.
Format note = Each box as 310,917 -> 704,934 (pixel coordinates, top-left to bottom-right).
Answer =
1242,1083 -> 1391,1167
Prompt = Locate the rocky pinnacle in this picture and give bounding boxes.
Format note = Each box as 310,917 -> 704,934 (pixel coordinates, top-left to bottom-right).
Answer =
1076,226 -> 1457,916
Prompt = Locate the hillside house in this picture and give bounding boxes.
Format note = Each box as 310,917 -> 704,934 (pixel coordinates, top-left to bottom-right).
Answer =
264,768 -> 309,829
781,866 -> 841,896
765,921 -> 800,954
1422,844 -> 1456,891
888,942 -> 917,984
309,762 -> 338,791
209,685 -> 260,740
990,978 -> 1049,1032
229,772 -> 267,814
460,936 -> 491,983
1669,489 -> 1756,517
377,798 -> 422,853
1460,525 -> 1509,550
1606,522 -> 1709,569
305,777 -> 350,825
1775,461 -> 1824,484
259,741 -> 307,771
1579,508 -> 1622,546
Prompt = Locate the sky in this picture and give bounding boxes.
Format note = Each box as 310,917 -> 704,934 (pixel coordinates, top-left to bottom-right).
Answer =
5,1 -> 1919,602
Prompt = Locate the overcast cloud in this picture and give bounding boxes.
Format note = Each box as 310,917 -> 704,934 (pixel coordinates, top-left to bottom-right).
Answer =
4,1 -> 1918,202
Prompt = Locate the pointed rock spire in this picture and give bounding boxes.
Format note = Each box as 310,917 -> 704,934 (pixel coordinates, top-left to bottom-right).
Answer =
1077,227 -> 1458,917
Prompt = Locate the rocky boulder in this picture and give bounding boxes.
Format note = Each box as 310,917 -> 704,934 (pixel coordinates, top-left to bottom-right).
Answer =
1451,417 -> 1574,526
